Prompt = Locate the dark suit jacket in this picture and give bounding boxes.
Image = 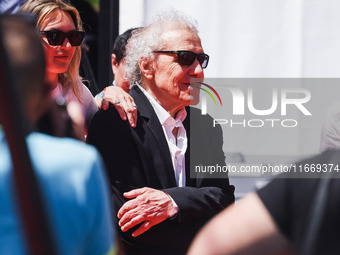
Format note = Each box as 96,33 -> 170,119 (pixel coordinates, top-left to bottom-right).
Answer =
87,86 -> 235,255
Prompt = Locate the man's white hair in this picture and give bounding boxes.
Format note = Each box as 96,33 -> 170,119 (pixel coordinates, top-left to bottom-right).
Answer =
125,9 -> 199,86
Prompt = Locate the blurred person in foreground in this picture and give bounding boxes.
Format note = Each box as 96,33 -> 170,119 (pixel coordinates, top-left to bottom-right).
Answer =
0,0 -> 27,14
189,150 -> 340,255
19,0 -> 137,139
87,10 -> 235,255
0,14 -> 114,255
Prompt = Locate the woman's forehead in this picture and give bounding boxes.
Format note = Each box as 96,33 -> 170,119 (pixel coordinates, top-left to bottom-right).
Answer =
40,10 -> 75,30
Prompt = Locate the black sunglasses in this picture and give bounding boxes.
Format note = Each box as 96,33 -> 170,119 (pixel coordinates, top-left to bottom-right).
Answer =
153,50 -> 209,69
40,29 -> 85,46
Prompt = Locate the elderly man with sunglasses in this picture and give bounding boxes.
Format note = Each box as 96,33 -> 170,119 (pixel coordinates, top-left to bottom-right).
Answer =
87,11 -> 235,255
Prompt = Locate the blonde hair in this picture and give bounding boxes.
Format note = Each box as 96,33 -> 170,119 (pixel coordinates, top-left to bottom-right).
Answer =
19,0 -> 83,101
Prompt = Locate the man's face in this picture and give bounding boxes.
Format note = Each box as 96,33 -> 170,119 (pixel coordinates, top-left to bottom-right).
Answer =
147,27 -> 204,116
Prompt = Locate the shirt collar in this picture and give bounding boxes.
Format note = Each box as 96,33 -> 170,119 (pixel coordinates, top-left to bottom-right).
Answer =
137,83 -> 187,125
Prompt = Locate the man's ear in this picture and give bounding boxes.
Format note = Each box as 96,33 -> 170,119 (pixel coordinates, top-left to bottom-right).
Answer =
111,53 -> 118,73
139,57 -> 154,80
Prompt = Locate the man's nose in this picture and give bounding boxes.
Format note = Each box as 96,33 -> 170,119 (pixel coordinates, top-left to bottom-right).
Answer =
189,58 -> 204,78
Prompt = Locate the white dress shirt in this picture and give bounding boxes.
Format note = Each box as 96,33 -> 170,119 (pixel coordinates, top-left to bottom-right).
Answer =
137,84 -> 188,187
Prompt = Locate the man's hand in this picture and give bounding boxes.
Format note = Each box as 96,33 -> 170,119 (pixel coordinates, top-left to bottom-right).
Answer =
118,187 -> 174,237
97,86 -> 137,128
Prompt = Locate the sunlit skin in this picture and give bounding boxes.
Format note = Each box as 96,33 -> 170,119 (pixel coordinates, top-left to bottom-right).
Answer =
39,10 -> 138,128
111,55 -> 130,92
142,26 -> 204,118
39,10 -> 76,89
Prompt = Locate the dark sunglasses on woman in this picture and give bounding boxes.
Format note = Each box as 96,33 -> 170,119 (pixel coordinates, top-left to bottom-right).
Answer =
153,50 -> 209,69
40,29 -> 85,46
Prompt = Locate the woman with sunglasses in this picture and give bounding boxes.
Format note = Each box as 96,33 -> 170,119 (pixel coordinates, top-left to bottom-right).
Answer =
19,0 -> 137,140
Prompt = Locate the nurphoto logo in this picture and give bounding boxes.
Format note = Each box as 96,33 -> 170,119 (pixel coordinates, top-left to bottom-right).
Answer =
194,79 -> 312,128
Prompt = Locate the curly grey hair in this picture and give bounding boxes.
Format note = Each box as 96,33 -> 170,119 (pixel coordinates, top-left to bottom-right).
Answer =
124,10 -> 199,86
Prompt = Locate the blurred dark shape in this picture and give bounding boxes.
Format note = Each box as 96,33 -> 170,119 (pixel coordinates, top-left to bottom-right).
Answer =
70,0 -> 99,94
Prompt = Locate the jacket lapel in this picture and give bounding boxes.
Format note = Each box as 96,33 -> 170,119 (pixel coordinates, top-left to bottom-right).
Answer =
183,107 -> 195,187
130,86 -> 177,187
184,107 -> 204,187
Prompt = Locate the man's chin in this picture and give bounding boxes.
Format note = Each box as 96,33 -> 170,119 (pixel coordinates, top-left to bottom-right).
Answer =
190,96 -> 200,106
